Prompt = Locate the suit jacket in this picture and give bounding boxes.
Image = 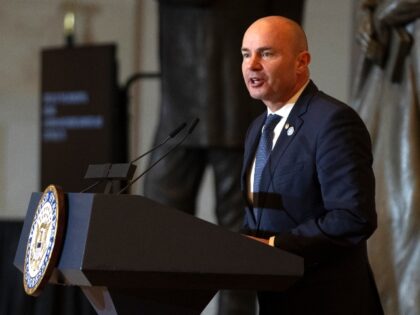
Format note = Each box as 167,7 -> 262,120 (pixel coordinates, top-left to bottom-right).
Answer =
241,81 -> 384,315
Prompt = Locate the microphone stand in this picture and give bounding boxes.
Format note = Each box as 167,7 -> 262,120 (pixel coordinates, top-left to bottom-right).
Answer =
79,122 -> 188,194
118,118 -> 199,194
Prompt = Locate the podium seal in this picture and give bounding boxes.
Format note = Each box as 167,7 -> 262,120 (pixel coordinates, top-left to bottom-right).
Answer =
23,184 -> 66,296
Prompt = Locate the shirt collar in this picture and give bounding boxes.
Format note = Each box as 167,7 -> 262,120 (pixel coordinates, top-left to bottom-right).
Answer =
267,80 -> 309,118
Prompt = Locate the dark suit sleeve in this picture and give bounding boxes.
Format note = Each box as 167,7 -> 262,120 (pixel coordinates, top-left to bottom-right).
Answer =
274,105 -> 377,263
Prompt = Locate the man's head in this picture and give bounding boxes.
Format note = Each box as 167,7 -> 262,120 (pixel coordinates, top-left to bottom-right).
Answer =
241,16 -> 310,111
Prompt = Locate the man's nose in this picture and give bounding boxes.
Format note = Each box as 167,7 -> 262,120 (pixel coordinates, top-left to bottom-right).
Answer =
247,55 -> 262,70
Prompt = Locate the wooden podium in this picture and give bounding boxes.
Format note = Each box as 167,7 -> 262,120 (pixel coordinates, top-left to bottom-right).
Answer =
14,193 -> 303,315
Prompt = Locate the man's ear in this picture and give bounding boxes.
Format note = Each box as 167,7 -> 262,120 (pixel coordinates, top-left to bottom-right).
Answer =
296,51 -> 311,73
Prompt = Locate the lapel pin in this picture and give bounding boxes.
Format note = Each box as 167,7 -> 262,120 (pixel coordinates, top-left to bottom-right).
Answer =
284,123 -> 289,129
287,126 -> 294,136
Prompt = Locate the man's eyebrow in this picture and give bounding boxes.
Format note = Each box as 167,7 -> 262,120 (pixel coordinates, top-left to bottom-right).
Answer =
240,47 -> 273,52
257,47 -> 273,52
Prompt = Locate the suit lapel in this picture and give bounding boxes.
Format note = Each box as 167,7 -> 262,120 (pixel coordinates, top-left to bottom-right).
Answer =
242,113 -> 266,225
260,81 -> 318,196
243,113 -> 265,176
242,81 -> 318,225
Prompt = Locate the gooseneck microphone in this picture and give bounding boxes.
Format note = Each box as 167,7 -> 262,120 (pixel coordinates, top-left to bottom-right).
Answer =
79,121 -> 187,193
118,118 -> 200,194
130,122 -> 187,164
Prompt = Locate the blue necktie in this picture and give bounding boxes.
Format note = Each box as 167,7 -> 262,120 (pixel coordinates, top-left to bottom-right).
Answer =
253,114 -> 281,216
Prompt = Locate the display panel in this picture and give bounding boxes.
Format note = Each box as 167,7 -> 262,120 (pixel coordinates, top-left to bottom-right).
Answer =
40,44 -> 126,192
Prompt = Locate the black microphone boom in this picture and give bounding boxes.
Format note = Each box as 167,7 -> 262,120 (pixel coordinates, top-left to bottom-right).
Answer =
80,121 -> 187,193
118,118 -> 200,194
130,121 -> 187,164
187,118 -> 200,134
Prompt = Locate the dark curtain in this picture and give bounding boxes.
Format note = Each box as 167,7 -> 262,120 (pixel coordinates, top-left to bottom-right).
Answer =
0,220 -> 96,315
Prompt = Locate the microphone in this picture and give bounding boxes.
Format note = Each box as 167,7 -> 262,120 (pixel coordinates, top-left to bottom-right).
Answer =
118,118 -> 200,194
187,117 -> 199,134
79,121 -> 187,193
130,121 -> 187,163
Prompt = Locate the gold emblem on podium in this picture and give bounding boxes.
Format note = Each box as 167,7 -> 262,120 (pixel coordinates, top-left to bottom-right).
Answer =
23,185 -> 66,296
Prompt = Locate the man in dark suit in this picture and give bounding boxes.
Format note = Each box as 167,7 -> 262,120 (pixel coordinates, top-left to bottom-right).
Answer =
240,16 -> 384,314
145,2 -> 304,314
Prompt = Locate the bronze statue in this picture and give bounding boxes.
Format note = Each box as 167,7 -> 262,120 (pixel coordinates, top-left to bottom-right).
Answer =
352,1 -> 420,314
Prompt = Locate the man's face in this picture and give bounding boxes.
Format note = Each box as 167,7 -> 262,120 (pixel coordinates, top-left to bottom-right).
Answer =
241,21 -> 302,109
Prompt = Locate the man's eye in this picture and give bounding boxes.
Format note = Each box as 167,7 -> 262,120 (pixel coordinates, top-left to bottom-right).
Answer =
242,52 -> 250,58
262,51 -> 272,58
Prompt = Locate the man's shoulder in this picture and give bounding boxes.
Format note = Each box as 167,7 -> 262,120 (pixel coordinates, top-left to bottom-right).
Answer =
308,89 -> 361,121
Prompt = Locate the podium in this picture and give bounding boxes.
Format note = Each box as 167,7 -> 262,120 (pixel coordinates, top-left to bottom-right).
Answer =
14,193 -> 303,315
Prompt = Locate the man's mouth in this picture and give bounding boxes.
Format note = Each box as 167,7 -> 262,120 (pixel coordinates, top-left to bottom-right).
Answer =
249,77 -> 264,88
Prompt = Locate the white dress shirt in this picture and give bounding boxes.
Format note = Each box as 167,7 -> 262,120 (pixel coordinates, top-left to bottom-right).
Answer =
247,82 -> 309,203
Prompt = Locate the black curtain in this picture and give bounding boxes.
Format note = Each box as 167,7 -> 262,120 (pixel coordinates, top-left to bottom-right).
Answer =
0,220 -> 96,315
